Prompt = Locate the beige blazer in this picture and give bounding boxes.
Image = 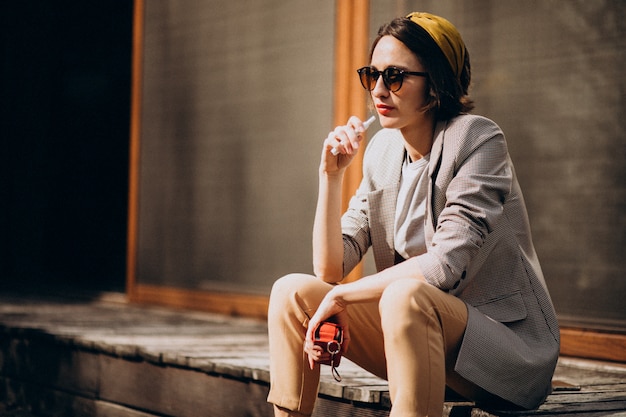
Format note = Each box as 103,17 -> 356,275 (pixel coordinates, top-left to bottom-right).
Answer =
341,114 -> 560,409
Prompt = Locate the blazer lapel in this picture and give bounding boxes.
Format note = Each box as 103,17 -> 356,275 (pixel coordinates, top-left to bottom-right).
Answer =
369,184 -> 399,270
428,120 -> 447,178
425,120 -> 447,242
368,132 -> 404,271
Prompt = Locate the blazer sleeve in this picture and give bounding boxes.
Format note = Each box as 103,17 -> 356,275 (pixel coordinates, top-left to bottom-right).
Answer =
417,116 -> 513,291
339,129 -> 404,276
340,187 -> 372,276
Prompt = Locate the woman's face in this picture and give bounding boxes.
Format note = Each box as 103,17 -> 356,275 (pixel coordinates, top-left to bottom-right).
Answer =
369,35 -> 430,132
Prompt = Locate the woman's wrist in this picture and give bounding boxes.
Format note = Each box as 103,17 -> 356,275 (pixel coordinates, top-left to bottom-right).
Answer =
328,285 -> 348,307
319,169 -> 344,181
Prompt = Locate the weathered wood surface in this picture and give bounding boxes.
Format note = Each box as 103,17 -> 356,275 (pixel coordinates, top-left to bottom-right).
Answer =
0,293 -> 625,416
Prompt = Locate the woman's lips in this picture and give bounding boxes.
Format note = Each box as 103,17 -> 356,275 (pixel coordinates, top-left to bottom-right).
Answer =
376,104 -> 395,116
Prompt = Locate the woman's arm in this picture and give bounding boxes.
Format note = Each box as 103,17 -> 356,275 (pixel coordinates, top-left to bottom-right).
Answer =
417,117 -> 511,291
312,171 -> 344,282
312,117 -> 368,283
313,257 -> 425,318
336,258 -> 425,301
304,258 -> 426,367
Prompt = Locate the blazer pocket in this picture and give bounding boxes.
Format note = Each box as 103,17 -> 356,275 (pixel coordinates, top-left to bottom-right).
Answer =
474,291 -> 527,323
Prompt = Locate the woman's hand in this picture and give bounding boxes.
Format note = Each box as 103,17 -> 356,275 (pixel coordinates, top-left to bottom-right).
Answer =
304,290 -> 351,369
320,116 -> 368,174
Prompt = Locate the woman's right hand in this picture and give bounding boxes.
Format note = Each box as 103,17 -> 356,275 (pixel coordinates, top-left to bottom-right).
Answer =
321,116 -> 368,174
304,310 -> 351,370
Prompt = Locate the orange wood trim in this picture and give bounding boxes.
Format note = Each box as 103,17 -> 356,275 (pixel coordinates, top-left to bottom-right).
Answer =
132,284 -> 269,319
334,0 -> 370,282
126,0 -> 144,299
334,0 -> 370,211
560,327 -> 626,363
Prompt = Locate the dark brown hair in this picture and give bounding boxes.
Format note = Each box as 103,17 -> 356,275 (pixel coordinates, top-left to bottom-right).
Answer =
372,17 -> 474,121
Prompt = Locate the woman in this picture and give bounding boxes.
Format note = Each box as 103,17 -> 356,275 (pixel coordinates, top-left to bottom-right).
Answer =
267,12 -> 559,417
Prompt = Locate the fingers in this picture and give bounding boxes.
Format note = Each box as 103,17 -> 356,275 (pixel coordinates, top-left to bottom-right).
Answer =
347,115 -> 368,137
304,292 -> 349,368
304,317 -> 332,369
326,117 -> 367,156
304,324 -> 319,369
305,338 -> 327,369
306,343 -> 333,369
307,347 -> 320,370
325,127 -> 359,156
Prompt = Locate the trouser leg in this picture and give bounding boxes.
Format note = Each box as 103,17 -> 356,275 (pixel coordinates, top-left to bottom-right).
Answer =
379,279 -> 469,417
341,300 -> 388,380
267,273 -> 333,416
267,274 -> 389,414
268,273 -> 484,417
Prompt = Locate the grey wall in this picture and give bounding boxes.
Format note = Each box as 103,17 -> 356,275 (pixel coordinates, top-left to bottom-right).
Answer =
371,1 -> 626,329
137,0 -> 335,294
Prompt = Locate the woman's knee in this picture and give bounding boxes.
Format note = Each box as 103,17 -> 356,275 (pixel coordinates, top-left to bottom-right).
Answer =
270,273 -> 314,299
379,278 -> 432,324
269,274 -> 312,313
379,279 -> 433,316
269,273 -> 332,321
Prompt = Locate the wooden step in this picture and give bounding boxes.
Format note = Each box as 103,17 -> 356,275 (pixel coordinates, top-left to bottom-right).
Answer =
0,293 -> 625,416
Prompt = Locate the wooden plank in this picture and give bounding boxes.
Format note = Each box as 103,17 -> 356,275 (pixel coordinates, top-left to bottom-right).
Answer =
98,355 -> 274,417
3,295 -> 626,416
343,384 -> 390,403
560,327 -> 626,362
0,376 -> 162,417
543,392 -> 626,405
2,338 -> 100,398
130,284 -> 269,319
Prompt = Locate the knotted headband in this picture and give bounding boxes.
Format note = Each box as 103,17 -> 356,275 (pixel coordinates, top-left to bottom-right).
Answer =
406,12 -> 466,80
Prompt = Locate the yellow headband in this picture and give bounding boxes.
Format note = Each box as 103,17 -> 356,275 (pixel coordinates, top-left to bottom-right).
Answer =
406,12 -> 466,80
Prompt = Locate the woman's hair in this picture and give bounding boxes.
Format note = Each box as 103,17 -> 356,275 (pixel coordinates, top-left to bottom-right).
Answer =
372,17 -> 474,121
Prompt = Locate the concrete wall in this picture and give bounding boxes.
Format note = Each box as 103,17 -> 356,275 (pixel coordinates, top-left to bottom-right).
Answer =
371,1 -> 626,329
136,0 -> 335,294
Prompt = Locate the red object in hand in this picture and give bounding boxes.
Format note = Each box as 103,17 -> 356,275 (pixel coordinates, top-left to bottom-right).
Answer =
313,321 -> 343,381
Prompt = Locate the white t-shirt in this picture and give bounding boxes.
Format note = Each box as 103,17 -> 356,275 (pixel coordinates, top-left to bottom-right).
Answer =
394,153 -> 430,259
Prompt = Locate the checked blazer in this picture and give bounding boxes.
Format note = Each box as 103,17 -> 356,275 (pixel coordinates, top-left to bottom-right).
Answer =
340,114 -> 560,409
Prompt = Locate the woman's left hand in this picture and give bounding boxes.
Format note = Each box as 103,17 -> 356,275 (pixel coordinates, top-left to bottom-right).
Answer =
320,116 -> 369,174
304,290 -> 351,370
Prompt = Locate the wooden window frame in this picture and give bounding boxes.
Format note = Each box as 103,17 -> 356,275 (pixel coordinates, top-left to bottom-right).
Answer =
126,0 -> 625,361
560,327 -> 626,362
125,0 -> 368,319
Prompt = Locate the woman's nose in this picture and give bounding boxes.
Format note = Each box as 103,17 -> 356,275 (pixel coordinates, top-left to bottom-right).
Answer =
371,75 -> 389,97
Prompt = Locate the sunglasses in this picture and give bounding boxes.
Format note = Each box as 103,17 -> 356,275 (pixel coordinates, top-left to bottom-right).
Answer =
357,66 -> 428,92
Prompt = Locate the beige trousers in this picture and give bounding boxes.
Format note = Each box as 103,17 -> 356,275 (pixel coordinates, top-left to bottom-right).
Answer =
267,273 -> 490,417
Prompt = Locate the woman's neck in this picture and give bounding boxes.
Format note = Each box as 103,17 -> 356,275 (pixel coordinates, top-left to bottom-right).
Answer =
400,114 -> 436,161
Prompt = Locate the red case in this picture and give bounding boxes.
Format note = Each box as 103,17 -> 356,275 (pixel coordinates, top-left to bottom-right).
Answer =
313,321 -> 343,366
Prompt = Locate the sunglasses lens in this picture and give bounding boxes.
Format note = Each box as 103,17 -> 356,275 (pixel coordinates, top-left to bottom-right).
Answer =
358,67 -> 377,91
383,68 -> 403,92
358,67 -> 406,92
